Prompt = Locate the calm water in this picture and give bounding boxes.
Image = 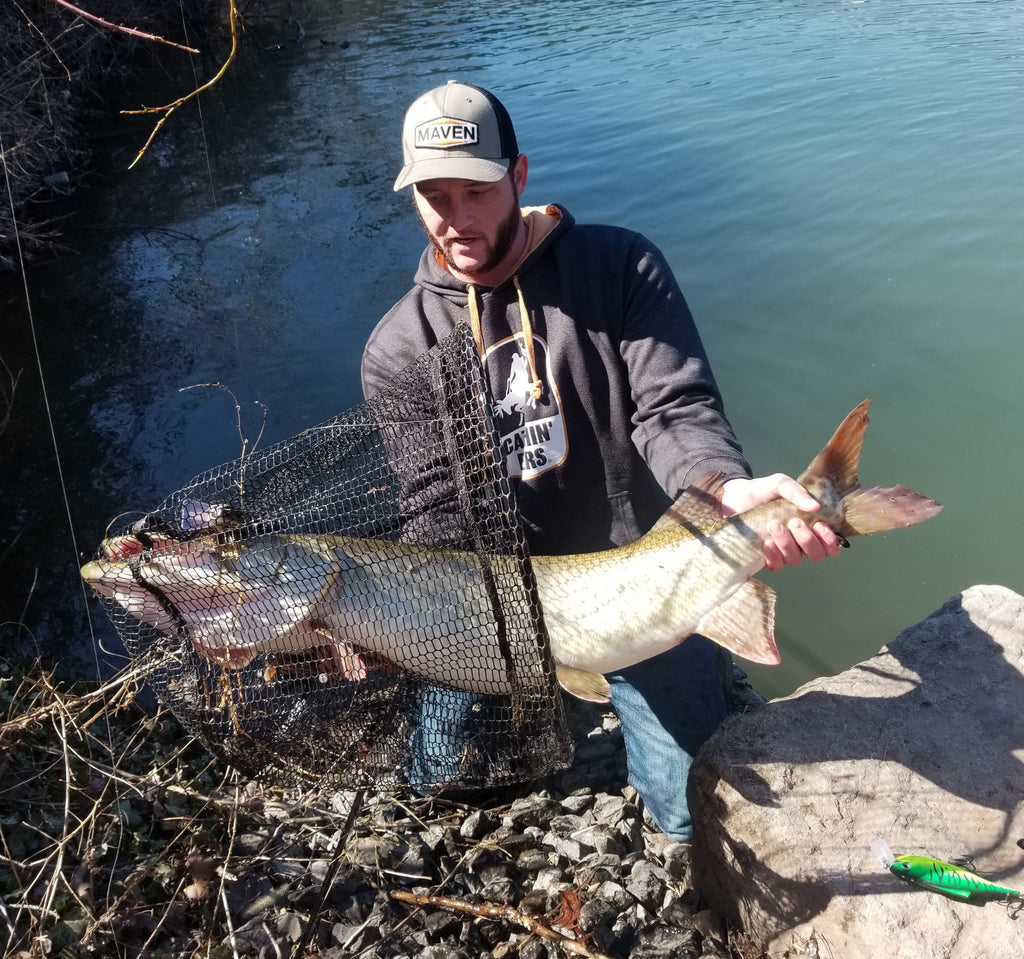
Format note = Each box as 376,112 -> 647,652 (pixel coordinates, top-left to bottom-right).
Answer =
2,0 -> 1022,696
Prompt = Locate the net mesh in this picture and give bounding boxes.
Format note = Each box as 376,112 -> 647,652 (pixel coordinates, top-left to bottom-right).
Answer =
88,328 -> 571,790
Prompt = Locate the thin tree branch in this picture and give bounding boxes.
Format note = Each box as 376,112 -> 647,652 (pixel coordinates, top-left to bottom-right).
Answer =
121,0 -> 239,169
47,0 -> 200,53
390,890 -> 615,959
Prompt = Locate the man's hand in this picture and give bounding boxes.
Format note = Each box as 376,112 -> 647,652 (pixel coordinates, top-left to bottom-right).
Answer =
719,474 -> 844,572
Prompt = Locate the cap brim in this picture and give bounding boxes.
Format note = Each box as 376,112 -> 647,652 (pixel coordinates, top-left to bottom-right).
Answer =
393,156 -> 511,191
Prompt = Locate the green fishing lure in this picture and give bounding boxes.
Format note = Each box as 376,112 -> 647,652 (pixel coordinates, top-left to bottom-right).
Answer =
872,839 -> 1021,901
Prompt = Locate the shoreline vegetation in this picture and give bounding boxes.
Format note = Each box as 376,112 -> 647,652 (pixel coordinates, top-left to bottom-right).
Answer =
0,0 -> 235,271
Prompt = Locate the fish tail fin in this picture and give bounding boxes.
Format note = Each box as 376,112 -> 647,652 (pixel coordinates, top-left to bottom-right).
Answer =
839,483 -> 944,536
798,399 -> 943,538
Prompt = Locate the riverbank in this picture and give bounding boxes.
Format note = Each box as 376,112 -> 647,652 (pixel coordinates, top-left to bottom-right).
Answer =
9,587 -> 1014,958
0,0 -> 222,269
1,656 -> 757,958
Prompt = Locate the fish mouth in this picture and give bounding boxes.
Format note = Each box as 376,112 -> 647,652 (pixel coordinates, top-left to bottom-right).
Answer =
80,559 -> 118,598
81,533 -> 187,597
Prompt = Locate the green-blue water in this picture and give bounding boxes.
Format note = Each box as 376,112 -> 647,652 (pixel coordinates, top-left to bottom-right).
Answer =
2,0 -> 1022,695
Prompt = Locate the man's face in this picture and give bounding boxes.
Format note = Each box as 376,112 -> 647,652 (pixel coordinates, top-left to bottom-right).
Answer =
413,158 -> 528,285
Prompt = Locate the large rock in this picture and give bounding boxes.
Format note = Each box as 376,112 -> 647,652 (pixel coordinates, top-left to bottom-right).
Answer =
690,585 -> 1024,959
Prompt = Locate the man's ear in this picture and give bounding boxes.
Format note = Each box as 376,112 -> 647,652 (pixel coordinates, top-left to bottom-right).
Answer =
513,154 -> 529,197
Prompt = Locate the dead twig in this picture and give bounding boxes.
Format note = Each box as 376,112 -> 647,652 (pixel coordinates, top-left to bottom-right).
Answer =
0,660 -> 156,746
390,890 -> 615,959
216,779 -> 244,959
178,380 -> 268,510
47,0 -> 200,53
289,789 -> 366,959
0,353 -> 21,436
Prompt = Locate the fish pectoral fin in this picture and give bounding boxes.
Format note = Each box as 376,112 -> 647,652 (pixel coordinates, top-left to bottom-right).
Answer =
556,666 -> 611,704
316,633 -> 370,682
192,635 -> 258,670
306,622 -> 381,682
696,577 -> 780,665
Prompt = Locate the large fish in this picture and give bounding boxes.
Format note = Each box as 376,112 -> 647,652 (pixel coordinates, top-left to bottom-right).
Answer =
81,399 -> 941,702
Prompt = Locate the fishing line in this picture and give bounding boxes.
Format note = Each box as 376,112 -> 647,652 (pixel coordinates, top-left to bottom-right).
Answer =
0,130 -> 99,661
2,126 -> 129,951
178,0 -> 218,207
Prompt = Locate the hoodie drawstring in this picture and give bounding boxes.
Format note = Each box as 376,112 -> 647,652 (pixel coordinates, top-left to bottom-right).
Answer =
467,283 -> 484,358
513,277 -> 544,403
467,279 -> 543,403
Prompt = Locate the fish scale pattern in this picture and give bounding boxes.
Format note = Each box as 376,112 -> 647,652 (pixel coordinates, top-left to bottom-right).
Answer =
90,327 -> 571,790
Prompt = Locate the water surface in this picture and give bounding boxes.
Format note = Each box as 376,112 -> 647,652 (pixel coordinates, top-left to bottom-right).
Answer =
2,0 -> 1021,694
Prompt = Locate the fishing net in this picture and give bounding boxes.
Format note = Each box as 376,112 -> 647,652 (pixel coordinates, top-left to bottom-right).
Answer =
87,327 -> 572,791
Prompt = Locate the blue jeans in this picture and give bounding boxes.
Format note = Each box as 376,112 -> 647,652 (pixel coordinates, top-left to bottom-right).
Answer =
407,637 -> 727,839
406,686 -> 486,788
609,635 -> 727,842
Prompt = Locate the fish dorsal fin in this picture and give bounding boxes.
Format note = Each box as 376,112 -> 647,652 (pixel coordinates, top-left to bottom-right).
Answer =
696,577 -> 780,665
555,665 -> 611,703
650,473 -> 724,535
797,398 -> 870,496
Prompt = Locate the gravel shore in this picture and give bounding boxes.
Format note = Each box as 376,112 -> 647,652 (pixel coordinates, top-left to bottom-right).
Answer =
201,697 -> 747,959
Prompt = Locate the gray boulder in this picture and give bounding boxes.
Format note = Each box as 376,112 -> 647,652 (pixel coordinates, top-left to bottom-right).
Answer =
690,584 -> 1024,959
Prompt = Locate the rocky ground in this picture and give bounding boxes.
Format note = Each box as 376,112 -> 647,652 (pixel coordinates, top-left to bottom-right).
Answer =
226,701 -> 729,959
2,660 -> 765,958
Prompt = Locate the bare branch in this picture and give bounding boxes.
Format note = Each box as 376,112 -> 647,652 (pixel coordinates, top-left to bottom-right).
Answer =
390,890 -> 616,959
47,0 -> 200,53
0,661 -> 156,746
122,0 -> 239,168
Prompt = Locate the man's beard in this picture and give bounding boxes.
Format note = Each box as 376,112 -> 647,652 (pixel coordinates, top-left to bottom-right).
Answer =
423,196 -> 522,279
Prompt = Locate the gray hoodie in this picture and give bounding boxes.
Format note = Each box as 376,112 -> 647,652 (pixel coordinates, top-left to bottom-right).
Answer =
362,204 -> 750,554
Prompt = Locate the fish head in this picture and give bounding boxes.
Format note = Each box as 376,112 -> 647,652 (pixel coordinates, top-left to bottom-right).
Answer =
81,540 -> 183,635
889,854 -> 944,884
81,532 -> 254,634
890,857 -> 920,880
81,532 -> 338,662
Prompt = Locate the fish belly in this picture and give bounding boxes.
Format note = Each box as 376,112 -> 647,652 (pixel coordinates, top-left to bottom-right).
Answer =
535,527 -> 759,675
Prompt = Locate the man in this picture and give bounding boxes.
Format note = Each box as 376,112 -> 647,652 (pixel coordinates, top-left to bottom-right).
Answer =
362,81 -> 841,841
